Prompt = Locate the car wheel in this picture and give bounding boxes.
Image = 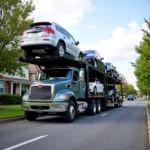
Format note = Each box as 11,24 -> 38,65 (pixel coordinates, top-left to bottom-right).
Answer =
64,100 -> 77,122
25,111 -> 38,121
56,42 -> 65,57
93,87 -> 97,95
94,60 -> 98,67
78,53 -> 83,59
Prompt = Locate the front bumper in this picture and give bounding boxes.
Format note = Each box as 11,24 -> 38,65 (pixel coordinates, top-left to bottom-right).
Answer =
22,101 -> 68,113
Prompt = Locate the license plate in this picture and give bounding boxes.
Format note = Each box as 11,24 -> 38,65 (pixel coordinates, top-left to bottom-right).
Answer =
28,33 -> 38,37
37,109 -> 43,113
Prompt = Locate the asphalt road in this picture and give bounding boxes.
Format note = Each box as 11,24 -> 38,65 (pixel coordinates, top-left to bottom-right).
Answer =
0,98 -> 146,150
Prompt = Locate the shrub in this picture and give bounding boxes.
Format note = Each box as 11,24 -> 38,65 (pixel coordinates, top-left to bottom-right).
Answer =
0,94 -> 22,105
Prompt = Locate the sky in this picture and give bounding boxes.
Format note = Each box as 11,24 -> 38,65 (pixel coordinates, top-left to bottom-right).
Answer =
31,0 -> 150,89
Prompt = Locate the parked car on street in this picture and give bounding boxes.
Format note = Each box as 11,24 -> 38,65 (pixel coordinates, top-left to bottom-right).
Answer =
105,62 -> 119,79
89,78 -> 104,95
127,95 -> 134,100
20,22 -> 83,59
83,50 -> 106,72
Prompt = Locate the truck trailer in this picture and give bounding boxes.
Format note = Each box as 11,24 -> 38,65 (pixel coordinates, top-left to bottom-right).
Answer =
20,55 -> 123,122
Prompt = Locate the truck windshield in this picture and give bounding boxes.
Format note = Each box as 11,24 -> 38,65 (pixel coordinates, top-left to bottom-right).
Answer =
40,69 -> 72,81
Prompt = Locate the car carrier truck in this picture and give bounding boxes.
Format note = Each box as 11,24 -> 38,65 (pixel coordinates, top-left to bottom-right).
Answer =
20,55 -> 123,122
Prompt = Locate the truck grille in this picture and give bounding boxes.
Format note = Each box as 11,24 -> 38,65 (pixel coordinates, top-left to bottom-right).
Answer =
29,86 -> 51,100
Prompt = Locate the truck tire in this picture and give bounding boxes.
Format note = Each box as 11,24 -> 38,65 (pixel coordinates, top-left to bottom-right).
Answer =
55,42 -> 65,57
96,100 -> 101,114
25,111 -> 38,121
64,100 -> 77,123
87,100 -> 96,115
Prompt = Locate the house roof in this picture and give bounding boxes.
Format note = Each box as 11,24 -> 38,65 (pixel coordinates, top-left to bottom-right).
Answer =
29,64 -> 40,73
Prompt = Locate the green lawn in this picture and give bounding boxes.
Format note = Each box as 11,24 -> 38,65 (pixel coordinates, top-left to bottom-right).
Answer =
0,105 -> 24,119
147,102 -> 150,114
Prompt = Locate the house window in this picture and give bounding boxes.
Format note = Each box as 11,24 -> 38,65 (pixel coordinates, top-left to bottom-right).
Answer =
20,70 -> 26,78
0,81 -> 4,94
8,73 -> 15,76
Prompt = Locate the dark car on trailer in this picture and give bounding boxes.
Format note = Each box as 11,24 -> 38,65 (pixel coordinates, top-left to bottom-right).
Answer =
82,50 -> 106,72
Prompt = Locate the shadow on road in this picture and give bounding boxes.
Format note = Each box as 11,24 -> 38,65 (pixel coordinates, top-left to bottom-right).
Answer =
34,100 -> 145,125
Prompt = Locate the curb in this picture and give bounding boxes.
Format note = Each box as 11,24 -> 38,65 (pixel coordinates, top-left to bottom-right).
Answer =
146,103 -> 150,149
0,116 -> 25,124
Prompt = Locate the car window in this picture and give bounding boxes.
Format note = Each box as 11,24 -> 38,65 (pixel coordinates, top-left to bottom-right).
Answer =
69,34 -> 76,45
96,52 -> 101,59
73,71 -> 79,81
55,25 -> 69,38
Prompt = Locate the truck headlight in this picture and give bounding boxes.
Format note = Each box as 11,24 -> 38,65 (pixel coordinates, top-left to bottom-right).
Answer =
22,93 -> 29,102
55,95 -> 68,100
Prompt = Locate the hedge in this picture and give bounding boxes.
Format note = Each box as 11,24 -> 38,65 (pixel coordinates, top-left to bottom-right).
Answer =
0,94 -> 22,105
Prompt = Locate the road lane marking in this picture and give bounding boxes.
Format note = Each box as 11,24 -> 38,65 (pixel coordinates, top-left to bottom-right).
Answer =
3,135 -> 48,150
101,113 -> 107,116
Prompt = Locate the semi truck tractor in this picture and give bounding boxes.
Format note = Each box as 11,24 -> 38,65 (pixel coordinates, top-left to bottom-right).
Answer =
20,55 -> 123,122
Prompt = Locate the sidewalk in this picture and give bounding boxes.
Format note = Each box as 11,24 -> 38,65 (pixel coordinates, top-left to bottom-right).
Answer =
145,101 -> 150,149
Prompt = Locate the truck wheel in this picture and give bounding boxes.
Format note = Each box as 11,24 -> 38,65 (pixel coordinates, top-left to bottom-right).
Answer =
64,101 -> 77,122
96,100 -> 101,114
25,111 -> 38,121
55,42 -> 65,57
93,87 -> 97,95
87,100 -> 96,115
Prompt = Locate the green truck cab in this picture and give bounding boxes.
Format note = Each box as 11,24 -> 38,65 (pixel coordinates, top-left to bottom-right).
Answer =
22,67 -> 86,122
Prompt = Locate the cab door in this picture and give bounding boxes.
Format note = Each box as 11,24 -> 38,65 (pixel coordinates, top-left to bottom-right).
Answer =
71,71 -> 80,98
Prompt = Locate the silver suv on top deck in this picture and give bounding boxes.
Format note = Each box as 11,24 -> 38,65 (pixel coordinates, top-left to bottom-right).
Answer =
20,22 -> 83,59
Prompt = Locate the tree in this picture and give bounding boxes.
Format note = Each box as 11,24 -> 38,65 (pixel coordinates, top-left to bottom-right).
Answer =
117,75 -> 128,94
133,19 -> 150,98
0,0 -> 35,74
117,75 -> 137,95
127,84 -> 137,95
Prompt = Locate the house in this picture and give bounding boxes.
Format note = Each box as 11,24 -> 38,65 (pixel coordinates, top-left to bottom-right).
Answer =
0,65 -> 39,95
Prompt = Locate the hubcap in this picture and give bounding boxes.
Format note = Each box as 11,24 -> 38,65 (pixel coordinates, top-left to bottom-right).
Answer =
70,105 -> 75,119
59,45 -> 65,56
98,103 -> 101,112
93,103 -> 96,113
